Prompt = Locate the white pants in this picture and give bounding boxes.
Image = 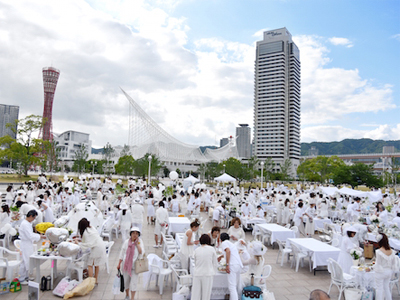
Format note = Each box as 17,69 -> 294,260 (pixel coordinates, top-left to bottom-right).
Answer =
121,229 -> 130,242
375,270 -> 392,300
191,276 -> 213,300
123,268 -> 138,291
227,264 -> 241,300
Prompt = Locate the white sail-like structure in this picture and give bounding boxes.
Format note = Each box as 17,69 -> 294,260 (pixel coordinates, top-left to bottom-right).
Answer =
123,89 -> 238,163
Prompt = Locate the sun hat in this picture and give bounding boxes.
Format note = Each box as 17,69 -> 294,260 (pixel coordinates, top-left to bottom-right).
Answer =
130,226 -> 141,234
248,241 -> 267,256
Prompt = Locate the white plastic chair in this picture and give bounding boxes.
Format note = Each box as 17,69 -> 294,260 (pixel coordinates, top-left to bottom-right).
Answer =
146,258 -> 173,295
0,246 -> 21,281
66,252 -> 90,282
390,271 -> 400,295
327,258 -> 357,300
104,241 -> 114,274
254,265 -> 272,290
331,238 -> 340,248
171,264 -> 193,292
276,239 -> 292,267
290,226 -> 299,238
290,244 -> 311,272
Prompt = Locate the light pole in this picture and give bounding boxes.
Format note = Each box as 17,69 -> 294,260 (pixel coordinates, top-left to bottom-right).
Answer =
148,155 -> 152,186
91,161 -> 97,175
261,161 -> 264,189
223,164 -> 226,173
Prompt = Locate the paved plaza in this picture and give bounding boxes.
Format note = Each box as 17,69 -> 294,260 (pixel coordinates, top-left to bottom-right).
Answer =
2,210 -> 400,300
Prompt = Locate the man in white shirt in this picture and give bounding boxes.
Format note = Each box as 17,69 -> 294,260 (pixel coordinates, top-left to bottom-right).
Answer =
219,233 -> 243,300
154,201 -> 169,248
131,198 -> 145,232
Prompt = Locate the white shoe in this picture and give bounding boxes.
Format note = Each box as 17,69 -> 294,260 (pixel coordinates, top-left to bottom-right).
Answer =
153,244 -> 158,248
20,280 -> 29,286
124,296 -> 130,300
158,245 -> 162,248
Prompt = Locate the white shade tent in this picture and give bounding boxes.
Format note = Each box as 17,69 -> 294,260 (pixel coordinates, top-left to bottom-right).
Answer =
214,173 -> 237,183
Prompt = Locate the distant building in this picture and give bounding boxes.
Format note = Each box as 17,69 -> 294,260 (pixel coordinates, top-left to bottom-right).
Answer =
236,124 -> 251,158
308,146 -> 319,156
220,138 -> 229,148
54,130 -> 92,167
0,104 -> 19,139
253,28 -> 301,174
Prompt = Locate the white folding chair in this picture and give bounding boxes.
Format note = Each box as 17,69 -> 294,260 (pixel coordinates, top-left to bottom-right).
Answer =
0,246 -> 21,281
104,241 -> 114,274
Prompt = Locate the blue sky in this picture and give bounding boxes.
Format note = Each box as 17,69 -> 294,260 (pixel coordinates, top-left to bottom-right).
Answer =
0,0 -> 399,147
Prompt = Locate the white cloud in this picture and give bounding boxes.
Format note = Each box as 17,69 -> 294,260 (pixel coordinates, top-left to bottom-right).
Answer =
302,124 -> 400,143
392,34 -> 400,41
328,37 -> 353,48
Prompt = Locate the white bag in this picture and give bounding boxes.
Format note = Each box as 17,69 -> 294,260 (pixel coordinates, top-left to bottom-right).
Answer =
344,288 -> 363,300
172,293 -> 187,300
52,277 -> 79,297
112,273 -> 121,295
263,289 -> 276,300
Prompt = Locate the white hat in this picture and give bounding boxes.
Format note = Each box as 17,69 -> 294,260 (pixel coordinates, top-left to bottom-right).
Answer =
248,241 -> 267,256
120,203 -> 128,210
345,226 -> 358,233
17,190 -> 26,195
130,226 -> 141,234
134,198 -> 141,203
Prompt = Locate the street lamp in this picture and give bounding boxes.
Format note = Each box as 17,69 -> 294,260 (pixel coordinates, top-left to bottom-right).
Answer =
223,164 -> 226,173
261,161 -> 264,189
148,155 -> 152,186
91,161 -> 97,175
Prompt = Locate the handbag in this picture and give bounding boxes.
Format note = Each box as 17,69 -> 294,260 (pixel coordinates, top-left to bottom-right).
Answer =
119,270 -> 125,292
135,255 -> 149,274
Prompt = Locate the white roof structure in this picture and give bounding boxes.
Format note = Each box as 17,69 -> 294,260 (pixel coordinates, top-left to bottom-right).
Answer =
123,89 -> 239,163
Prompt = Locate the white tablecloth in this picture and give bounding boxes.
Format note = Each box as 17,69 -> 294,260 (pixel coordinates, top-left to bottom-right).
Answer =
287,238 -> 340,269
350,266 -> 376,289
168,217 -> 190,234
254,223 -> 296,243
241,217 -> 266,228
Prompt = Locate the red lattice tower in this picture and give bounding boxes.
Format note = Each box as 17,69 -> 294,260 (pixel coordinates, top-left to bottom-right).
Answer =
40,67 -> 60,141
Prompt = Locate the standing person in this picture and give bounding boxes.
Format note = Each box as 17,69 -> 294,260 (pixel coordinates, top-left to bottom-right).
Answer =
147,194 -> 155,224
375,233 -> 400,300
19,210 -> 44,284
179,219 -> 200,270
117,227 -> 144,300
192,234 -> 218,300
131,198 -> 144,232
77,218 -> 106,284
0,204 -> 11,232
154,201 -> 169,248
118,203 -> 134,241
171,194 -> 180,216
282,199 -> 291,225
337,226 -> 359,274
303,201 -> 316,237
293,202 -> 305,236
219,233 -> 243,300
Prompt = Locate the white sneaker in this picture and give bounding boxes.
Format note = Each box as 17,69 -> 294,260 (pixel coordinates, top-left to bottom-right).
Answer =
20,280 -> 29,286
124,296 -> 130,300
157,245 -> 162,248
153,244 -> 158,248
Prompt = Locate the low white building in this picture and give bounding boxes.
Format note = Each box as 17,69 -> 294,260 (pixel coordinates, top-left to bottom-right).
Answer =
54,130 -> 92,167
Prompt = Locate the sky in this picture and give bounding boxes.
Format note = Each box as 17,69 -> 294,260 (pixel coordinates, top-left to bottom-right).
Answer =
0,0 -> 399,148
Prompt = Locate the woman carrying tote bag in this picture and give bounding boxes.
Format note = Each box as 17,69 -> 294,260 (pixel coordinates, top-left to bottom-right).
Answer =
117,226 -> 145,300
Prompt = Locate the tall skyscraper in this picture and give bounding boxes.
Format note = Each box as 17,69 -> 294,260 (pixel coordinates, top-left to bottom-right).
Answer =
253,28 -> 301,173
40,67 -> 60,141
236,124 -> 251,158
0,104 -> 19,139
220,138 -> 229,148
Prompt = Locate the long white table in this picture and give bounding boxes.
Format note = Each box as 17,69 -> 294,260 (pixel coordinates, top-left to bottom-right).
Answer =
240,217 -> 266,228
168,217 -> 190,234
287,238 -> 340,272
313,218 -> 333,231
254,223 -> 296,243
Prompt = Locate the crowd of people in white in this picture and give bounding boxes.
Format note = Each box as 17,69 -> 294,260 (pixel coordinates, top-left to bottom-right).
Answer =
1,174 -> 400,299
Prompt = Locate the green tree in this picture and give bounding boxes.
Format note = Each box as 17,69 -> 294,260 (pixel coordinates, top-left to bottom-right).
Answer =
41,140 -> 60,174
102,142 -> 115,176
72,144 -> 89,174
262,157 -> 274,181
221,157 -> 243,180
279,159 -> 292,181
332,163 -> 383,188
163,166 -> 169,177
115,155 -> 135,177
0,115 -> 44,176
297,156 -> 345,182
133,153 -> 163,178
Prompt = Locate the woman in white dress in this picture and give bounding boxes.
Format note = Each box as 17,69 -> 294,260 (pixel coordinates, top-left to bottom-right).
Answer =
303,202 -> 316,237
375,233 -> 400,300
337,226 -> 360,274
0,204 -> 11,234
77,218 -> 106,284
171,194 -> 180,216
376,202 -> 389,226
5,186 -> 14,206
317,200 -> 329,219
227,217 -> 245,242
117,227 -> 144,300
118,203 -> 134,241
179,219 -> 200,270
146,194 -> 155,224
38,197 -> 55,223
282,199 -> 291,225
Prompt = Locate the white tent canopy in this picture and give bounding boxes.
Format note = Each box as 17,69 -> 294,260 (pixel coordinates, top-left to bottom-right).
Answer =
183,175 -> 200,184
318,186 -> 340,196
338,187 -> 383,204
214,173 -> 237,183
